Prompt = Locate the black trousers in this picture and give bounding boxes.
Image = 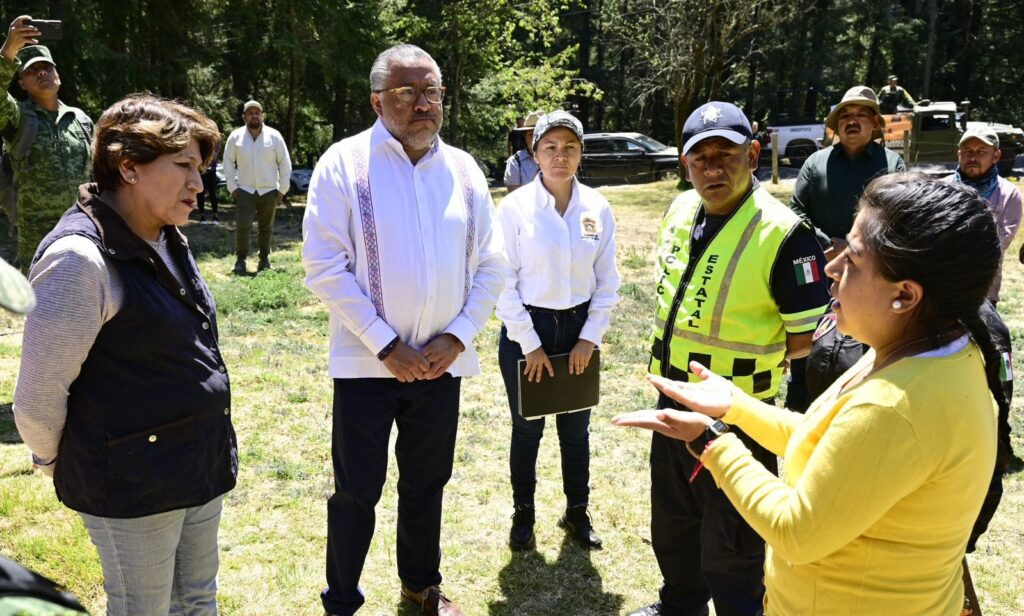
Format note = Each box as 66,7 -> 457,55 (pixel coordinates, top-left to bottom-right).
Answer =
497,303 -> 592,508
650,394 -> 776,616
321,375 -> 461,615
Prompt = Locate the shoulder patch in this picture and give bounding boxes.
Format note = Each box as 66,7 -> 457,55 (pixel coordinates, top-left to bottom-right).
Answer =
812,312 -> 837,342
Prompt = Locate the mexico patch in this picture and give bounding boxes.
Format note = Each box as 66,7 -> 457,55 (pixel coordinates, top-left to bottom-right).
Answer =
1000,351 -> 1014,382
793,255 -> 821,285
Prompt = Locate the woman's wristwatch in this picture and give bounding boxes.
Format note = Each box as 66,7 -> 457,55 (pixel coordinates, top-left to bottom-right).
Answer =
685,419 -> 730,460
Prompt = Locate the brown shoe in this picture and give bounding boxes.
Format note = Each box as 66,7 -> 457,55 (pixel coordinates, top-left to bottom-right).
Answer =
400,585 -> 465,616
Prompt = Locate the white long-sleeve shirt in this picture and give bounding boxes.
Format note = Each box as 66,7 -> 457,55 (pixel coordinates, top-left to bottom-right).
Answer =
496,174 -> 620,353
222,124 -> 292,195
302,119 -> 506,378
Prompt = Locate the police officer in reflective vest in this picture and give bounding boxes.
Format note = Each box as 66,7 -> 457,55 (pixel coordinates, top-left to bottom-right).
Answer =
629,102 -> 831,616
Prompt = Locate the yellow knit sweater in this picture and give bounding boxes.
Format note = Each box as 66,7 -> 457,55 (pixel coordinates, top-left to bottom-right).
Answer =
704,342 -> 997,615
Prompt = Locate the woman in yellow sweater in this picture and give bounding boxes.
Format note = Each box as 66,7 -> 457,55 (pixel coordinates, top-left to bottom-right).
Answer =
615,174 -> 1002,615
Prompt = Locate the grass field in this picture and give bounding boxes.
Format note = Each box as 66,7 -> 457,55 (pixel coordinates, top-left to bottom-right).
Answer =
1,177 -> 1022,615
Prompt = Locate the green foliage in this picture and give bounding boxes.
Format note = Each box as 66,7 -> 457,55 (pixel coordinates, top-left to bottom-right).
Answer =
213,269 -> 312,314
0,0 -> 1022,181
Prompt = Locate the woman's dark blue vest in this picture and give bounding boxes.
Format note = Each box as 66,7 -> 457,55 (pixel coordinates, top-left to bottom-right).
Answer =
33,186 -> 237,518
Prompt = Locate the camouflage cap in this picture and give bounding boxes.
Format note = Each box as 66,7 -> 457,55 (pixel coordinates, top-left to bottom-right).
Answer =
17,45 -> 55,74
0,256 -> 34,314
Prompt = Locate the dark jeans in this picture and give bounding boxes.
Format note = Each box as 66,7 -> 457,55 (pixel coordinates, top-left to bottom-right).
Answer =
321,375 -> 461,616
498,302 -> 591,507
650,393 -> 777,616
197,172 -> 218,217
234,189 -> 278,259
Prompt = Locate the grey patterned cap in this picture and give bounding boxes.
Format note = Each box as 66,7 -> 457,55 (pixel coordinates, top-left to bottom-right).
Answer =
531,111 -> 584,150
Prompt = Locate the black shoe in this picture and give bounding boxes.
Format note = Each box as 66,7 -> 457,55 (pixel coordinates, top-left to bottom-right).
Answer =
627,603 -> 662,616
509,504 -> 535,550
257,257 -> 272,272
232,259 -> 246,275
559,504 -> 602,549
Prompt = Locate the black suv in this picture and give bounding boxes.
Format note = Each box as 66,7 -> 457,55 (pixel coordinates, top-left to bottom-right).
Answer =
579,132 -> 680,185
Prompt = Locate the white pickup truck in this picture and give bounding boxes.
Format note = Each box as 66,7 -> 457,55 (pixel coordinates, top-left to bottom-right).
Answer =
763,123 -> 825,166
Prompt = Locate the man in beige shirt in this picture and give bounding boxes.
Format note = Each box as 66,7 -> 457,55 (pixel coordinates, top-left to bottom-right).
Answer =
223,100 -> 291,274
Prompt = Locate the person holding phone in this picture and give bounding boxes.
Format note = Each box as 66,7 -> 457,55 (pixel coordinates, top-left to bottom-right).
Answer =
0,16 -> 93,273
495,110 -> 620,551
615,174 -> 1002,615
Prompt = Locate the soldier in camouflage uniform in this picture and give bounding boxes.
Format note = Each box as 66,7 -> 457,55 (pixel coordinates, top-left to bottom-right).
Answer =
0,16 -> 92,272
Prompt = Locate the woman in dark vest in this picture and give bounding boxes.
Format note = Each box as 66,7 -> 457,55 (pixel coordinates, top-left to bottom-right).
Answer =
14,95 -> 236,615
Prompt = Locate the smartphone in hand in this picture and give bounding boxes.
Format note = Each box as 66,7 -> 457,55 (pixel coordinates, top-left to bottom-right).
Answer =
26,20 -> 63,41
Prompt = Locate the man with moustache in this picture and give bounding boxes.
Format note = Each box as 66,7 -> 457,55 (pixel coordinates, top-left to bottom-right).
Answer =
945,125 -> 1020,469
630,102 -> 830,616
223,99 -> 291,274
0,16 -> 93,273
302,44 -> 505,616
786,86 -> 904,411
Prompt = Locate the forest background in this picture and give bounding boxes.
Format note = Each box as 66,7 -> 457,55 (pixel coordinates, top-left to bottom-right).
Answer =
1,0 -> 1021,171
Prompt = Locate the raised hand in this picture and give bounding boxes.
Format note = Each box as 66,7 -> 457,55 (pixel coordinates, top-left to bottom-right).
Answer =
647,361 -> 734,418
2,16 -> 40,61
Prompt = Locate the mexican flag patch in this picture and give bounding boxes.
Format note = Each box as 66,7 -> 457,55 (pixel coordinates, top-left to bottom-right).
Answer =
793,256 -> 820,285
1000,351 -> 1013,382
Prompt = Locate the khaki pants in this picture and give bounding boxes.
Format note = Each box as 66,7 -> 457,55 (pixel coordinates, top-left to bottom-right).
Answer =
234,189 -> 278,259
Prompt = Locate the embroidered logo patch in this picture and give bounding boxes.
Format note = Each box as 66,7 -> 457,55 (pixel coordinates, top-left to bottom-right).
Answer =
793,255 -> 821,285
581,216 -> 600,240
700,105 -> 723,125
812,312 -> 837,342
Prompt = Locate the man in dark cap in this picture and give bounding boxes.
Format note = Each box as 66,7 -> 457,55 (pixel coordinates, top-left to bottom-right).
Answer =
876,74 -> 915,114
0,16 -> 93,273
630,101 -> 830,616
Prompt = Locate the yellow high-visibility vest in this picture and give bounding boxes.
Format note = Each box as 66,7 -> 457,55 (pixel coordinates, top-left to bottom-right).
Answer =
650,185 -> 826,397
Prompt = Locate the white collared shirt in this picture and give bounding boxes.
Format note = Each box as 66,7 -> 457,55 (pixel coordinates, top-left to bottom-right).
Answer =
223,124 -> 292,195
496,173 -> 620,353
302,119 -> 506,378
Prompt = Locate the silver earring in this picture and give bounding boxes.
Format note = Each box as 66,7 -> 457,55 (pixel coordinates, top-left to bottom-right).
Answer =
892,300 -> 902,309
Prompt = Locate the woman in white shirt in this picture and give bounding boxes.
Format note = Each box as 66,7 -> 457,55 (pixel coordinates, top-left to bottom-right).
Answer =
496,111 -> 621,551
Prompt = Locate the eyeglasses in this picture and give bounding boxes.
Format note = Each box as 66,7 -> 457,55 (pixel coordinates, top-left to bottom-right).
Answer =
375,86 -> 446,105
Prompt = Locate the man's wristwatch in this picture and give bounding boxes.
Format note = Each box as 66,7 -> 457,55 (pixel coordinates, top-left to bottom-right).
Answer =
685,419 -> 730,460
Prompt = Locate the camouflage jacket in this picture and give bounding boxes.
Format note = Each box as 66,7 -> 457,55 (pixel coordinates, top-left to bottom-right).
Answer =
0,56 -> 92,230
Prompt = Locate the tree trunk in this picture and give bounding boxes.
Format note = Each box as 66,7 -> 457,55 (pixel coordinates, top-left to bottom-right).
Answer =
921,0 -> 938,97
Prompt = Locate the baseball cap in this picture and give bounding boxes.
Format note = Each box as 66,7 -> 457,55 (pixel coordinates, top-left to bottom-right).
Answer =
959,125 -> 999,149
532,111 -> 584,150
243,100 -> 263,113
681,102 -> 753,155
888,74 -> 898,81
0,256 -> 34,314
825,86 -> 885,133
17,45 -> 55,74
514,110 -> 544,132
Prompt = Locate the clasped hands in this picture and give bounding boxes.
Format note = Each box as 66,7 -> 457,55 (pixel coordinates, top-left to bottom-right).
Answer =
382,334 -> 464,382
612,361 -> 735,442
